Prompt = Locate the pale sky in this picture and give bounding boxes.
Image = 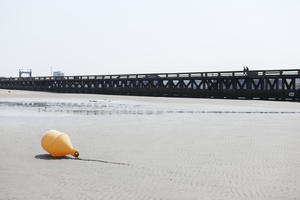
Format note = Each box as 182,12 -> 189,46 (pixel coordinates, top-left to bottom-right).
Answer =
0,0 -> 299,77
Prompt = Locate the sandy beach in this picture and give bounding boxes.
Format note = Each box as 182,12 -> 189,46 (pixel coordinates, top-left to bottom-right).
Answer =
0,89 -> 299,200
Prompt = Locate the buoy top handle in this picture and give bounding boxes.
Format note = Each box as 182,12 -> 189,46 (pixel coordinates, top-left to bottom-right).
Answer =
73,150 -> 79,158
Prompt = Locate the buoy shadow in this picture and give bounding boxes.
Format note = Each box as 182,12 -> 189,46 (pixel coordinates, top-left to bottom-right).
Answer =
35,154 -> 71,160
35,154 -> 129,166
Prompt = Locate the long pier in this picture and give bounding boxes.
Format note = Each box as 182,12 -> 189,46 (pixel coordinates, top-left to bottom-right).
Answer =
0,69 -> 300,101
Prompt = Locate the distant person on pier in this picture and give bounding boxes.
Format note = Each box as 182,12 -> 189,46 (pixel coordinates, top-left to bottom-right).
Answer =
243,66 -> 249,76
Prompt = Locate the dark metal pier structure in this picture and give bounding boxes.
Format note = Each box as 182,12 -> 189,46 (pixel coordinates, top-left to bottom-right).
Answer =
0,69 -> 299,101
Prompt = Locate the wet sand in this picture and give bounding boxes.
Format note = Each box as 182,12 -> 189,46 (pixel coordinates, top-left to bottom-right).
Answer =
0,89 -> 300,200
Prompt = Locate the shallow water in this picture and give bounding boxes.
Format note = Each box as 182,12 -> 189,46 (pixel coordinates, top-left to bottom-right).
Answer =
1,97 -> 300,117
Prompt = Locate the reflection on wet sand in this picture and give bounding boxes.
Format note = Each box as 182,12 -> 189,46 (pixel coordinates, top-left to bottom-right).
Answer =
0,101 -> 300,116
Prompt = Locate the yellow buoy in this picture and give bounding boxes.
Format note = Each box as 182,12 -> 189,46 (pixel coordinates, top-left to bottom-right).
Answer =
41,130 -> 79,157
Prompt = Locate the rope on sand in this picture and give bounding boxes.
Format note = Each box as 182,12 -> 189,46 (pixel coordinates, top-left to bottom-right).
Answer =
75,157 -> 129,166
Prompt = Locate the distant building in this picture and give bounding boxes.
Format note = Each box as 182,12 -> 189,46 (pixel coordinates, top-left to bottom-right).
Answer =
19,69 -> 32,77
53,71 -> 64,77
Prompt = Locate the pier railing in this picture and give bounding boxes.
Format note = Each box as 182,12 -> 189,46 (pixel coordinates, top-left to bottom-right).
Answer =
1,69 -> 300,81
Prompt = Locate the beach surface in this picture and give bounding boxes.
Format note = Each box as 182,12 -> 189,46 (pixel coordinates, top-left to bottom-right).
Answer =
0,89 -> 299,200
